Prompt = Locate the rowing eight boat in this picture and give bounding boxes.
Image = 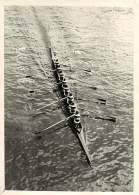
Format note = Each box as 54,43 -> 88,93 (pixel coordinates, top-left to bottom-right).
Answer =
49,48 -> 92,166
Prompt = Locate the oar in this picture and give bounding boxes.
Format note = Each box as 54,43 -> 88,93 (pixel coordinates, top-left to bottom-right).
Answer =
62,67 -> 92,73
35,96 -> 107,116
35,96 -> 106,115
49,70 -> 97,90
95,116 -> 116,122
77,98 -> 106,105
69,76 -> 97,90
36,97 -> 67,111
81,109 -> 116,122
33,114 -> 75,134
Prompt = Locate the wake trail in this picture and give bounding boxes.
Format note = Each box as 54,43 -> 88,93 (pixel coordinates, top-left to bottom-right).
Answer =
31,7 -> 52,62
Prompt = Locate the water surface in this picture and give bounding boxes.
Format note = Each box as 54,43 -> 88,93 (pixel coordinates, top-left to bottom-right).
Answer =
5,6 -> 133,191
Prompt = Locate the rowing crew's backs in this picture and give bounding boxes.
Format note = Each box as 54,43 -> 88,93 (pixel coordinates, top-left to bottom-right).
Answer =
52,57 -> 82,133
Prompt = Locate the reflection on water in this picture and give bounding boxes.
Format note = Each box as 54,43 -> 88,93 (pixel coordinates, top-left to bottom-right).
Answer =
5,6 -> 133,191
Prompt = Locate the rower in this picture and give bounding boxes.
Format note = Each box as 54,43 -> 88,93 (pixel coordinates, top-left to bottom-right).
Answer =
57,69 -> 63,75
74,110 -> 80,119
56,63 -> 60,69
60,77 -> 66,84
57,70 -> 63,81
62,83 -> 69,96
62,83 -> 68,89
54,59 -> 60,68
67,92 -> 74,104
62,81 -> 70,96
57,67 -> 62,73
54,58 -> 58,62
58,72 -> 64,82
59,76 -> 65,83
69,102 -> 76,114
62,79 -> 67,87
64,88 -> 70,97
62,78 -> 67,84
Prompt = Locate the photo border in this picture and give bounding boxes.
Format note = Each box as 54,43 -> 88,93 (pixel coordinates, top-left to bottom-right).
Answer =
0,0 -> 138,194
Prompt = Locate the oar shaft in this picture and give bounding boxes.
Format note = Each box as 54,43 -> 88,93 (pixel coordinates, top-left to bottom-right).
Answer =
34,114 -> 75,134
36,97 -> 67,111
69,77 -> 97,90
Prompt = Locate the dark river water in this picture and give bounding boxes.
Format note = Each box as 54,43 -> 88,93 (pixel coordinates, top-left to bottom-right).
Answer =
5,6 -> 133,191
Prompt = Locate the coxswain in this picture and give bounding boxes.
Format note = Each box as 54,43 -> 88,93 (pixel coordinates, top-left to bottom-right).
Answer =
74,118 -> 82,133
73,110 -> 82,133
